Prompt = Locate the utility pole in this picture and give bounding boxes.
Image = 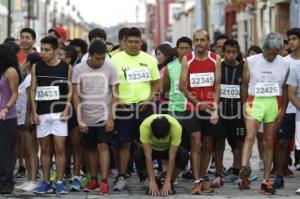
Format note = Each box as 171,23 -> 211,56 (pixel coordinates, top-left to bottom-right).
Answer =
27,0 -> 31,27
7,0 -> 11,37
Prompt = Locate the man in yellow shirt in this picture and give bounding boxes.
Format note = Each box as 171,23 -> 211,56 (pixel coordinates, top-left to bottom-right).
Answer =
134,114 -> 189,196
111,27 -> 160,191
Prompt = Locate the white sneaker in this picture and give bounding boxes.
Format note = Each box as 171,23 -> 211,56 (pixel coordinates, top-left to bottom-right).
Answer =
15,181 -> 29,190
113,176 -> 127,191
296,187 -> 300,195
259,160 -> 264,170
21,181 -> 38,192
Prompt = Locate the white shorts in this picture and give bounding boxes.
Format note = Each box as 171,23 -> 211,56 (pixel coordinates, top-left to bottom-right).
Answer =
36,112 -> 68,138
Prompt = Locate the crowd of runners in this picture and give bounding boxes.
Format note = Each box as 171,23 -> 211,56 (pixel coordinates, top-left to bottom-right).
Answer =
0,25 -> 300,196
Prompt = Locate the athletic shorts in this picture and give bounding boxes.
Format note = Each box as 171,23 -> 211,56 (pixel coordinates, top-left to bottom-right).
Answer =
81,121 -> 113,150
221,118 -> 246,150
36,112 -> 68,138
277,113 -> 295,140
114,103 -> 153,145
246,96 -> 281,123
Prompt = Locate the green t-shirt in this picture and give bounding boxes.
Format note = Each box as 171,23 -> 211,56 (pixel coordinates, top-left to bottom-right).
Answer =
139,114 -> 182,151
110,48 -> 121,57
167,59 -> 187,112
111,51 -> 160,103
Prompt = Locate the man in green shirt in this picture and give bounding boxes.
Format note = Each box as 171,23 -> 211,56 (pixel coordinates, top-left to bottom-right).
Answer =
134,114 -> 189,196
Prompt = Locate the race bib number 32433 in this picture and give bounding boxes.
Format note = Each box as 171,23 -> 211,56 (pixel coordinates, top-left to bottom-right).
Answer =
254,82 -> 280,97
35,86 -> 60,101
190,72 -> 214,88
126,69 -> 151,83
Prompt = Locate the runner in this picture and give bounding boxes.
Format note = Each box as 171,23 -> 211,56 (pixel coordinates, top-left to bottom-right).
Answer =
14,53 -> 41,192
0,44 -> 21,194
240,32 -> 289,195
110,27 -> 129,56
134,114 -> 189,196
69,38 -> 88,65
219,40 -> 245,185
286,27 -> 300,195
214,34 -> 228,58
72,41 -> 119,195
18,28 -> 36,65
31,36 -> 72,194
179,29 -> 222,194
111,27 -> 160,191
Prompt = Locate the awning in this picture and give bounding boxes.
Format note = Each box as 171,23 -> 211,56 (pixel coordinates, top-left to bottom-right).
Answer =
0,4 -> 8,16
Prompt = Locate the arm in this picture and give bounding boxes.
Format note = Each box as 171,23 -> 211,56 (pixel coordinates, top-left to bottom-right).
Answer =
288,85 -> 300,109
179,56 -> 212,112
210,56 -> 222,124
106,84 -> 119,132
241,62 -> 250,104
140,79 -> 160,112
30,64 -> 39,124
60,65 -> 73,121
25,87 -> 32,127
163,67 -> 170,95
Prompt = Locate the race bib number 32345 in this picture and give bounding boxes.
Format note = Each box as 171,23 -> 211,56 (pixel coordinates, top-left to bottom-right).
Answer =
126,69 -> 151,83
35,86 -> 60,101
190,72 -> 214,88
254,82 -> 280,97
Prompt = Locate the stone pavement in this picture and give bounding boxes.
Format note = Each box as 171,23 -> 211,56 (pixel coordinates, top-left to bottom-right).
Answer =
2,141 -> 300,199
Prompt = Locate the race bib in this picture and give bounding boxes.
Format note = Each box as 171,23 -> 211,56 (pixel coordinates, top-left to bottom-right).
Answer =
254,82 -> 280,97
190,72 -> 214,88
35,86 -> 60,101
174,80 -> 181,93
126,68 -> 151,83
221,84 -> 240,99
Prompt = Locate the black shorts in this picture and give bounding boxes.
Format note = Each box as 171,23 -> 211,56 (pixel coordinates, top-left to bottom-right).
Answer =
81,121 -> 113,150
114,103 -> 153,146
68,106 -> 78,131
221,118 -> 246,150
277,113 -> 295,140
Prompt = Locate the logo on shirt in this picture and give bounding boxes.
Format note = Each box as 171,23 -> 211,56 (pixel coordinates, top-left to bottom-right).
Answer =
139,63 -> 148,67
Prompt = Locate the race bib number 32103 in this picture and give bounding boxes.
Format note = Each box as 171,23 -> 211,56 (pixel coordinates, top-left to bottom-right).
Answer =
254,82 -> 280,97
190,72 -> 214,88
35,86 -> 60,101
126,69 -> 151,83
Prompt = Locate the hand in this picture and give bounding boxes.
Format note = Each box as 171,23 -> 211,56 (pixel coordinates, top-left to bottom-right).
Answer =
33,112 -> 40,125
117,103 -> 130,111
139,100 -> 151,112
273,110 -> 285,131
148,180 -> 160,196
210,111 -> 219,125
161,181 -> 172,196
24,116 -> 32,129
105,117 -> 114,132
60,109 -> 69,122
0,108 -> 8,120
78,120 -> 89,133
197,102 -> 214,112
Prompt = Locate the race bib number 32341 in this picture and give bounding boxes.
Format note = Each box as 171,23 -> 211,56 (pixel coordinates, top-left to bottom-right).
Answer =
254,82 -> 280,97
190,72 -> 214,88
35,86 -> 60,101
126,69 -> 151,83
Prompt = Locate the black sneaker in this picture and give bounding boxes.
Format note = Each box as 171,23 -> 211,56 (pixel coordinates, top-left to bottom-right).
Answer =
260,181 -> 275,195
182,170 -> 193,181
15,166 -> 26,178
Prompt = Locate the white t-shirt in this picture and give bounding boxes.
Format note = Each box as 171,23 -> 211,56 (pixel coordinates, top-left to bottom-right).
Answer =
16,75 -> 31,125
80,53 -> 112,64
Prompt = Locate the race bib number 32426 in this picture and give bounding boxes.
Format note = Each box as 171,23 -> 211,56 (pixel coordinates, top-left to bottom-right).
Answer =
35,86 -> 60,101
254,82 -> 280,97
190,72 -> 214,88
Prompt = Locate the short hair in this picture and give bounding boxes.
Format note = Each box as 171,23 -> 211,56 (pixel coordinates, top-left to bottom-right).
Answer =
141,40 -> 148,52
20,28 -> 36,40
222,39 -> 240,52
5,41 -> 20,55
3,37 -> 16,43
127,27 -> 141,38
48,28 -> 59,37
88,40 -> 107,56
70,38 -> 88,54
215,34 -> 229,44
26,53 -> 42,66
106,41 -> 113,46
88,28 -> 107,42
118,27 -> 129,41
193,29 -> 210,40
247,45 -> 263,55
151,116 -> 171,139
63,46 -> 77,65
287,28 -> 300,40
283,39 -> 289,45
40,36 -> 59,49
263,32 -> 283,51
176,36 -> 192,48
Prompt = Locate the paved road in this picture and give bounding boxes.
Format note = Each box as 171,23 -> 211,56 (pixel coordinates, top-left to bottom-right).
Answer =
2,141 -> 300,198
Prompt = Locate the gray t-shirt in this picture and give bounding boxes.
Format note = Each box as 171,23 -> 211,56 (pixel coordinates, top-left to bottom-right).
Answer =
287,59 -> 300,120
72,60 -> 119,125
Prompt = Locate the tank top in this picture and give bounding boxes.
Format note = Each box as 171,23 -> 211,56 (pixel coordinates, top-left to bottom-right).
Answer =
0,73 -> 17,119
186,51 -> 216,111
220,62 -> 243,117
167,59 -> 187,112
247,54 -> 289,97
35,60 -> 69,115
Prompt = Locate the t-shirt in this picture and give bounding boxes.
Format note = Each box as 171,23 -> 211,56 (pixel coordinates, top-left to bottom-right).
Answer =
72,60 -> 119,125
139,114 -> 182,151
111,51 -> 160,103
287,60 -> 300,121
80,53 -> 112,64
16,75 -> 31,125
110,48 -> 121,57
285,55 -> 299,114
